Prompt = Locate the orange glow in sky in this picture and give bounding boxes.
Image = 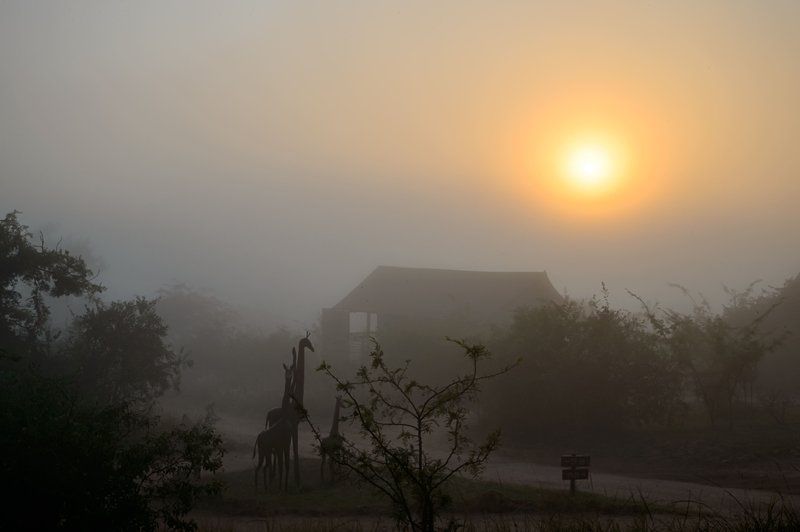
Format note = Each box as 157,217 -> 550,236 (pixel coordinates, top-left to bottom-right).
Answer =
500,86 -> 674,222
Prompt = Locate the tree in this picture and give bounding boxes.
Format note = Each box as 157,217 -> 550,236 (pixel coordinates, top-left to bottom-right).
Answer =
484,294 -> 685,439
633,285 -> 783,427
65,297 -> 187,404
0,210 -> 102,357
308,339 -> 515,532
0,210 -> 224,530
0,363 -> 223,531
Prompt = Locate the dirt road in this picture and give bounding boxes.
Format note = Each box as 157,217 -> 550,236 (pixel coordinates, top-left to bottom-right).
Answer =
483,457 -> 799,514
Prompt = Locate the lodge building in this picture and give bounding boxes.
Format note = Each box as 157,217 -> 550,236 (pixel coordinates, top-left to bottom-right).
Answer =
321,266 -> 563,362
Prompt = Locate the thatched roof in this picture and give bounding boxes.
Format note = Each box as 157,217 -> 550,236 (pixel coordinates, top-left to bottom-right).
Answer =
331,266 -> 562,324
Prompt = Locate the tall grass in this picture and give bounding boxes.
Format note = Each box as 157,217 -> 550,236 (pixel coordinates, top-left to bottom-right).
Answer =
193,494 -> 800,531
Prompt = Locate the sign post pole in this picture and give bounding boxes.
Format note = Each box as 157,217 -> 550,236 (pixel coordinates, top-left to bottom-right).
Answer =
570,453 -> 576,495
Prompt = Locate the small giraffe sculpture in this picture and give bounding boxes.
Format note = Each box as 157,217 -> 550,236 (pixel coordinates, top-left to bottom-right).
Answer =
253,356 -> 294,491
319,396 -> 344,483
265,347 -> 297,429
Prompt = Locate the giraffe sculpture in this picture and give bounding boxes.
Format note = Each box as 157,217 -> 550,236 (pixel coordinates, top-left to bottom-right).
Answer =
319,396 -> 344,483
289,332 -> 314,487
253,356 -> 294,491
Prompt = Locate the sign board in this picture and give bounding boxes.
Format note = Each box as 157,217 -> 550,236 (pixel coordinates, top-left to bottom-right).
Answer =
562,468 -> 589,481
561,455 -> 591,468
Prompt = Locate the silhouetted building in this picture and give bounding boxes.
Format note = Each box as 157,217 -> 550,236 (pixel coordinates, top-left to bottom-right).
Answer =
321,266 -> 563,362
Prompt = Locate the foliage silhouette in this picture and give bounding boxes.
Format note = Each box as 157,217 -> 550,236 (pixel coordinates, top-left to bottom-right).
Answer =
306,339 -> 516,532
0,210 -> 103,357
632,284 -> 784,427
0,210 -> 224,530
485,292 -> 685,439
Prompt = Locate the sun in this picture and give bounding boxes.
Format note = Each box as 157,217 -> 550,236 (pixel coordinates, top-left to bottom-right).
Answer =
505,94 -> 664,218
564,143 -> 616,194
567,146 -> 611,186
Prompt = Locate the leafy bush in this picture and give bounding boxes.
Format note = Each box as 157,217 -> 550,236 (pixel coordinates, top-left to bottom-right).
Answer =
310,339 -> 515,532
0,361 -> 223,531
484,294 -> 685,439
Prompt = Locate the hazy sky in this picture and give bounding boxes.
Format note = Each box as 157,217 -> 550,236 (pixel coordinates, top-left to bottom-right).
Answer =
2,1 -> 799,325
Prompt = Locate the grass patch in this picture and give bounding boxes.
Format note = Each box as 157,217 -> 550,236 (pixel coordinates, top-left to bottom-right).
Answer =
447,476 -> 661,516
200,458 -> 388,517
195,458 -> 800,530
199,457 -> 668,520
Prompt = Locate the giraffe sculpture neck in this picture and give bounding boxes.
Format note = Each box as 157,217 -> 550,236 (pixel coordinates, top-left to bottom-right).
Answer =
296,346 -> 305,404
294,336 -> 314,407
329,398 -> 341,437
281,368 -> 292,412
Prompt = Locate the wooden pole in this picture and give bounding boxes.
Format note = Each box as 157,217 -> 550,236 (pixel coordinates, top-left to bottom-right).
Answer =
364,312 -> 372,357
570,453 -> 576,495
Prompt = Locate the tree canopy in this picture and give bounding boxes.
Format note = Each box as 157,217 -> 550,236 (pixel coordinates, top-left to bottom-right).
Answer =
0,211 -> 223,531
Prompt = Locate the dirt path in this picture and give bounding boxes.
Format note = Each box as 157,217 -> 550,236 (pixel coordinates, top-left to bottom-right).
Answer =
483,458 -> 800,514
226,443 -> 797,515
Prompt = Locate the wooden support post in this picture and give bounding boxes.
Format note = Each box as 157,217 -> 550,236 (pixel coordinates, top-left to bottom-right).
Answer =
570,453 -> 576,496
364,312 -> 372,357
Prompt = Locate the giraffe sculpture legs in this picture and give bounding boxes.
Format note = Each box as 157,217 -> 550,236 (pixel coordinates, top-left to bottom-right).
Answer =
292,423 -> 300,488
254,445 -> 266,489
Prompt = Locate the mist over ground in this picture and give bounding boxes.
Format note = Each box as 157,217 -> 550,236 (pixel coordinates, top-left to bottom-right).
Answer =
3,3 -> 800,531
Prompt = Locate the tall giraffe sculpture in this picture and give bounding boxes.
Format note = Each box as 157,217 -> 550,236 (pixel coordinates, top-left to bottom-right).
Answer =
290,332 -> 314,487
320,396 -> 344,483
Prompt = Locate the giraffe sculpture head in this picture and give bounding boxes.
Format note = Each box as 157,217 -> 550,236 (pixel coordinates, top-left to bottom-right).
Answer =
282,361 -> 294,384
281,357 -> 296,408
299,331 -> 315,353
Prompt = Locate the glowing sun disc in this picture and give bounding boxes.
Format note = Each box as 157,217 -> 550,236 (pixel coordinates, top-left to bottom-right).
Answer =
564,140 -> 618,194
567,146 -> 612,187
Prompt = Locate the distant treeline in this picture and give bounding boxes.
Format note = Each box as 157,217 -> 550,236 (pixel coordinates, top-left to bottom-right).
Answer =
152,285 -> 334,419
153,269 -> 799,440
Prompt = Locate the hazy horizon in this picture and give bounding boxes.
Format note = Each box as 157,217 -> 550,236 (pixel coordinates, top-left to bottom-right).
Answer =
3,1 -> 799,326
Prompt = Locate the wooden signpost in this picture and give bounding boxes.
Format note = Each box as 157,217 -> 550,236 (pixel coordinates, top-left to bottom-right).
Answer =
561,454 -> 590,495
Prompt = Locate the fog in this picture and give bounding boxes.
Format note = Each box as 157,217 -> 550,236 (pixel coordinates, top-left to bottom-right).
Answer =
2,1 -> 799,324
6,4 -> 800,530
